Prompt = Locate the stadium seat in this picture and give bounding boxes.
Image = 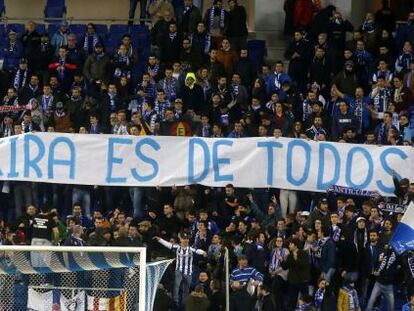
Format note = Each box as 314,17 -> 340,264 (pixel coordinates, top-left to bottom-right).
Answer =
6,23 -> 25,34
130,24 -> 149,34
35,23 -> 47,35
132,33 -> 150,50
69,24 -> 87,36
104,35 -> 122,54
95,24 -> 108,37
44,0 -> 66,19
47,23 -> 60,38
109,24 -> 128,35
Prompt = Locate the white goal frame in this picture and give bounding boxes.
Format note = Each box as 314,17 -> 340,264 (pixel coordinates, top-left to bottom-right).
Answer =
0,245 -> 147,311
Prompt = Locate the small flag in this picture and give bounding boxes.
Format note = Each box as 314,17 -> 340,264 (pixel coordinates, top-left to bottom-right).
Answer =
391,202 -> 414,254
87,293 -> 127,311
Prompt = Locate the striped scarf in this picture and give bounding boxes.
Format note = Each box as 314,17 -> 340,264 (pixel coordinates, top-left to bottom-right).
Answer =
83,33 -> 99,53
162,78 -> 177,101
13,69 -> 28,91
209,6 -> 225,30
314,288 -> 325,308
331,225 -> 341,242
147,64 -> 159,82
407,252 -> 414,277
269,248 -> 288,272
343,285 -> 359,309
41,95 -> 54,116
169,32 -> 177,41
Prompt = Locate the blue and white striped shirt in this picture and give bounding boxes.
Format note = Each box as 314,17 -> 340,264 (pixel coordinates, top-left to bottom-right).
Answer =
158,238 -> 206,276
230,266 -> 264,286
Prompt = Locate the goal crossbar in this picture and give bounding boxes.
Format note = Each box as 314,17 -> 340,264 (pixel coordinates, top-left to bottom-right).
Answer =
0,245 -> 147,311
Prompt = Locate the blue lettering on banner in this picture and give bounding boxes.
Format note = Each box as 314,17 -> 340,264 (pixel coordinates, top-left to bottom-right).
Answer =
376,148 -> 408,194
257,141 -> 283,185
131,138 -> 160,182
317,143 -> 340,190
8,137 -> 19,178
286,140 -> 311,186
24,134 -> 45,178
345,146 -> 373,189
48,137 -> 76,179
188,138 -> 210,183
106,137 -> 132,183
212,140 -> 233,182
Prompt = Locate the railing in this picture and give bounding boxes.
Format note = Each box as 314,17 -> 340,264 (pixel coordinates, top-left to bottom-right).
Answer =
0,16 -> 152,25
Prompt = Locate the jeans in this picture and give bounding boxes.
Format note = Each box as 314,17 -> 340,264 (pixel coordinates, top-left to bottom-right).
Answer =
72,188 -> 91,217
129,0 -> 148,26
173,270 -> 192,304
279,189 -> 297,217
129,187 -> 144,219
365,281 -> 394,311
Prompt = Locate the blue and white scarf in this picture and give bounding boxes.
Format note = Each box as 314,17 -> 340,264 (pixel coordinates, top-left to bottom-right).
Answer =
41,95 -> 54,116
147,63 -> 160,83
83,33 -> 99,53
13,69 -> 28,91
314,288 -> 325,308
209,6 -> 225,30
343,285 -> 359,309
269,248 -> 288,272
162,78 -> 177,101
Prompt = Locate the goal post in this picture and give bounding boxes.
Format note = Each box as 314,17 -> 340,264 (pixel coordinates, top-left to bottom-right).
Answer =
0,245 -> 172,311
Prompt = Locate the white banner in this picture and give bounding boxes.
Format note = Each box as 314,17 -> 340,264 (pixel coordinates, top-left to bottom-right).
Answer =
0,133 -> 413,196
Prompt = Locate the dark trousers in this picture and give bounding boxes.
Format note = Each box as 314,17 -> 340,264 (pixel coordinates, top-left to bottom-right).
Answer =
286,282 -> 308,311
229,36 -> 247,53
129,0 -> 148,26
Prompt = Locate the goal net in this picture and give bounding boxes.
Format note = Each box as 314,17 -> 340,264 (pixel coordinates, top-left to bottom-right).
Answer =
0,245 -> 173,311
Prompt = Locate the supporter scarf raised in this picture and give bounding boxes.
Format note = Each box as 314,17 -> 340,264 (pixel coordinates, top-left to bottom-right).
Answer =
378,202 -> 407,214
327,185 -> 382,200
0,105 -> 27,114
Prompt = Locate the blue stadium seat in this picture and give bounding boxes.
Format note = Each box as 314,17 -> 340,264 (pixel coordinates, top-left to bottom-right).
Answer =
109,24 -> 128,35
132,33 -> 150,50
95,24 -> 108,37
35,23 -> 47,34
69,24 -> 87,36
44,0 -> 66,19
6,23 -> 25,34
130,24 -> 149,34
47,23 -> 60,38
104,35 -> 122,54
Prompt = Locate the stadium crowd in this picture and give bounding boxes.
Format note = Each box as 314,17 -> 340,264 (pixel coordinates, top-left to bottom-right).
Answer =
0,0 -> 414,310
